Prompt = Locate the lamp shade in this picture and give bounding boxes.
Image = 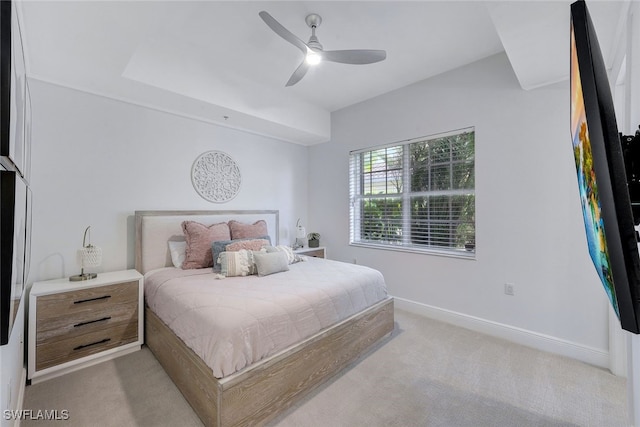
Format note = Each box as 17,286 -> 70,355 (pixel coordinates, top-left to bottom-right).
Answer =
81,245 -> 102,268
295,219 -> 306,248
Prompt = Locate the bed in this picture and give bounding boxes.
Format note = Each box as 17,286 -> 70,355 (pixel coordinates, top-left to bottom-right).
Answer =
135,210 -> 394,426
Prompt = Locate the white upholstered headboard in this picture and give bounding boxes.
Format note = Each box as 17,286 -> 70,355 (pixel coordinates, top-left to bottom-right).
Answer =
134,210 -> 279,274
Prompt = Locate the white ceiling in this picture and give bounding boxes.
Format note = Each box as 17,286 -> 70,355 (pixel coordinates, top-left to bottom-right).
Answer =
18,1 -> 629,145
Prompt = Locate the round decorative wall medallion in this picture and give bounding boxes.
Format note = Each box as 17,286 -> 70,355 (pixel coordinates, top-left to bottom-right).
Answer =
191,151 -> 241,203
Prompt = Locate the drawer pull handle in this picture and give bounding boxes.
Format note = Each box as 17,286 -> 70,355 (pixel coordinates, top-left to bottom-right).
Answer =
73,338 -> 111,351
73,316 -> 111,328
74,295 -> 111,304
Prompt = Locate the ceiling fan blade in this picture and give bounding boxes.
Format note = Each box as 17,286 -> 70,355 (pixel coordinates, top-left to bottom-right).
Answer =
259,11 -> 309,55
322,49 -> 387,65
286,60 -> 311,87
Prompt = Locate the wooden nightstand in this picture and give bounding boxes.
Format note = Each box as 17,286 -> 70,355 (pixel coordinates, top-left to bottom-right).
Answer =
28,269 -> 143,383
293,246 -> 326,259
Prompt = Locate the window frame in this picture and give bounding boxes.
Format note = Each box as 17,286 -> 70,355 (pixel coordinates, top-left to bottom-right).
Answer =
349,127 -> 475,259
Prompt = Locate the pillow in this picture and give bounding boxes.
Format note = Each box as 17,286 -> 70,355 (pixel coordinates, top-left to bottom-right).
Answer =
218,250 -> 252,277
254,251 -> 289,277
217,249 -> 264,276
265,245 -> 305,264
226,238 -> 270,252
229,220 -> 269,240
181,221 -> 231,269
212,236 -> 271,272
168,240 -> 186,268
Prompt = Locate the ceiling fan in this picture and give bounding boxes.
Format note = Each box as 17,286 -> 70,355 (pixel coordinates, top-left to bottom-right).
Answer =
259,11 -> 386,87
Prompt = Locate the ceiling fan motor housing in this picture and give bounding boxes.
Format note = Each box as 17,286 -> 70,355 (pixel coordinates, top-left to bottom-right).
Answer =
305,13 -> 322,28
305,14 -> 323,50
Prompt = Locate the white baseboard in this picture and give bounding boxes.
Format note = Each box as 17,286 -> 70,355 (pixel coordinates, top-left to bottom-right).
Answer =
393,297 -> 610,369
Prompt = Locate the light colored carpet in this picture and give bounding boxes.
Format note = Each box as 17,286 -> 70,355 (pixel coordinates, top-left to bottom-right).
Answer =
23,309 -> 628,426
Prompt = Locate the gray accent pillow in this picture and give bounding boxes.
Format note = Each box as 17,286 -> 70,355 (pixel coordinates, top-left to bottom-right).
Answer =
264,245 -> 305,264
254,251 -> 289,277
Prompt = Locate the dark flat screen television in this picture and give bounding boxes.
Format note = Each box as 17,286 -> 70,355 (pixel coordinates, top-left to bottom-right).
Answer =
0,170 -> 27,344
0,0 -> 27,178
570,0 -> 640,333
0,0 -> 29,345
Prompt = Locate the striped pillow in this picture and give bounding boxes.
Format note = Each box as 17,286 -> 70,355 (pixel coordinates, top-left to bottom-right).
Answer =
217,250 -> 252,277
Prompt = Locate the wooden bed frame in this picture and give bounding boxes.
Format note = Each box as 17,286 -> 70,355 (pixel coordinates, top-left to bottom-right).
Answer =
135,210 -> 394,426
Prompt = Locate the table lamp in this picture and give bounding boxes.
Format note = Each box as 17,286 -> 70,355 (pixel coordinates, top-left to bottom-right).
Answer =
295,219 -> 306,249
69,226 -> 102,281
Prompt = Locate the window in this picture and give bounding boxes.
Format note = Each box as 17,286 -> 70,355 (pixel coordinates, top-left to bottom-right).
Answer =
349,128 -> 475,257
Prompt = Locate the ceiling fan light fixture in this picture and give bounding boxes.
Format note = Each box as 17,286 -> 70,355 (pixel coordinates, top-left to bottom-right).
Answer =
305,51 -> 322,65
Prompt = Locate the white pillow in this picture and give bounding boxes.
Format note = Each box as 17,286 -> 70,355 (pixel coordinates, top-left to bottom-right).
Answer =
168,241 -> 187,268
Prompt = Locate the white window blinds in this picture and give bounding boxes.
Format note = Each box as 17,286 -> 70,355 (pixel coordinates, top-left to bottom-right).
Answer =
349,128 -> 475,256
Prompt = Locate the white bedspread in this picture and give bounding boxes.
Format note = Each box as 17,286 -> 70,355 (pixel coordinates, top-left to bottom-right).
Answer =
144,257 -> 388,378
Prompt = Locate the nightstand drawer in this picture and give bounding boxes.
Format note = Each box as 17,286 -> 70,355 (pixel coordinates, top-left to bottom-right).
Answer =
301,248 -> 324,258
293,247 -> 326,259
36,321 -> 138,371
36,281 -> 138,325
36,299 -> 138,344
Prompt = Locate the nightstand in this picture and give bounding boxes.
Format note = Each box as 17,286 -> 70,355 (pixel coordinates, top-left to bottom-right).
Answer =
28,269 -> 143,383
293,246 -> 326,259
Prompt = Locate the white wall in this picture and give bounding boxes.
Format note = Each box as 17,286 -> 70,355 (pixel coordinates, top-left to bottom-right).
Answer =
28,79 -> 309,283
309,52 -> 610,366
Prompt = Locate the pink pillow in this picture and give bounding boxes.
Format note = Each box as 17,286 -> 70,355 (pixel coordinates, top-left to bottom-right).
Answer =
228,220 -> 269,240
181,221 -> 231,269
225,239 -> 270,252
